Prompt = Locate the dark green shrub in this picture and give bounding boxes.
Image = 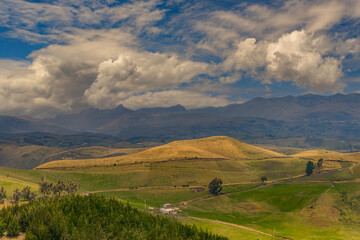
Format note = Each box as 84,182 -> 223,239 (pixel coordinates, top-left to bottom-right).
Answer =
6,217 -> 21,236
305,161 -> 315,175
208,178 -> 223,195
0,220 -> 5,236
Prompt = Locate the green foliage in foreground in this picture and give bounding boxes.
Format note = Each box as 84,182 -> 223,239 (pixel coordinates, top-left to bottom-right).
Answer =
0,194 -> 227,240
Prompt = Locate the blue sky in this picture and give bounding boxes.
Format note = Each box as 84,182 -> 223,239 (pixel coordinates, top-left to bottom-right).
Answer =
0,0 -> 359,117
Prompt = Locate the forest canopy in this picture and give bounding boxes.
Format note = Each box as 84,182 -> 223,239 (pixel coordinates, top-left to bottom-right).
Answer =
0,194 -> 227,240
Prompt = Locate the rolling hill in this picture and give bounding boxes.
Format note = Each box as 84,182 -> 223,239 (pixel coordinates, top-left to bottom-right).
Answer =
49,105 -> 132,132
0,144 -> 147,169
36,136 -> 285,169
293,149 -> 352,160
33,136 -> 360,190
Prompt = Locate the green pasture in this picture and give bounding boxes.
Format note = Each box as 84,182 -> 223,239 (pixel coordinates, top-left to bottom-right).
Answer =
0,176 -> 38,194
0,156 -> 359,240
96,184 -> 261,208
300,164 -> 360,182
0,157 -> 312,193
221,183 -> 262,193
178,217 -> 274,240
98,189 -> 209,208
183,182 -> 360,240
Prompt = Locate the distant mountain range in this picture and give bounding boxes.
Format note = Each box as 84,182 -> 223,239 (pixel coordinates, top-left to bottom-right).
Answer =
0,115 -> 73,135
2,93 -> 360,139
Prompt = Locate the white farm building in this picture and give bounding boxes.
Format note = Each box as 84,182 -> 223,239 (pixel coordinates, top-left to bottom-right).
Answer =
160,208 -> 177,214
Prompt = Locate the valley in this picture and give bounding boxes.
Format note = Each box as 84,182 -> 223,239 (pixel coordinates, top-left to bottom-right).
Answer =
2,0 -> 360,238
1,136 -> 360,239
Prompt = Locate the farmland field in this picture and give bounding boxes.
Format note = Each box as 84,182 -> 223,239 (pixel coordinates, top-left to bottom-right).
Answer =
1,137 -> 360,239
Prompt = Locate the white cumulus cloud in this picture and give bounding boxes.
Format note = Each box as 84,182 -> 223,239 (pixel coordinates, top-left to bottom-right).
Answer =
266,30 -> 343,90
0,29 -> 213,117
0,0 -> 359,117
223,30 -> 344,91
84,52 -> 210,109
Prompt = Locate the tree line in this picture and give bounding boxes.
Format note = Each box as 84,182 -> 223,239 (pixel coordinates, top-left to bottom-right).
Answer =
0,194 -> 227,240
306,158 -> 323,176
39,178 -> 79,197
0,178 -> 79,204
0,186 -> 36,204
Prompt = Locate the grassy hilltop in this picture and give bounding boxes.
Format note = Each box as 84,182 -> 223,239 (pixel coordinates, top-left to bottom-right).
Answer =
36,136 -> 286,169
1,136 -> 360,239
34,136 -> 356,189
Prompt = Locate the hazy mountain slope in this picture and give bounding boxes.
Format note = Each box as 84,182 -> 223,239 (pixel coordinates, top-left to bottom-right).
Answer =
99,113 -> 285,137
0,132 -> 127,148
0,115 -> 72,134
0,145 -> 63,169
218,93 -> 360,120
44,146 -> 146,162
218,95 -> 307,120
45,93 -> 360,139
50,105 -> 132,131
1,93 -> 359,138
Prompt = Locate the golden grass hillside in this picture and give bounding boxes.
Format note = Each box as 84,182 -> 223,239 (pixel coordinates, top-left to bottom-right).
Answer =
36,136 -> 286,169
292,149 -> 360,162
44,146 -> 146,161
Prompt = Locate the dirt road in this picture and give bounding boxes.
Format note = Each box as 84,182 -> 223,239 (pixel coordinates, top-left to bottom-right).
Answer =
187,216 -> 293,240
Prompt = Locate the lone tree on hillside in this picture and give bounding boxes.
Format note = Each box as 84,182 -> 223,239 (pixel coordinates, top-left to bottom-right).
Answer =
317,158 -> 324,173
261,176 -> 267,184
208,178 -> 223,195
39,178 -> 79,198
305,161 -> 315,175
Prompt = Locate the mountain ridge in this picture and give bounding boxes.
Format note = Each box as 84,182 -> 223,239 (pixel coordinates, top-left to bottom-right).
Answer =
1,93 -> 360,139
51,92 -> 360,138
0,115 -> 73,134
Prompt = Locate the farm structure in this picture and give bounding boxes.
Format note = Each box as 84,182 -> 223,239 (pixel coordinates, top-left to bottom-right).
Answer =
160,203 -> 177,214
160,208 -> 177,214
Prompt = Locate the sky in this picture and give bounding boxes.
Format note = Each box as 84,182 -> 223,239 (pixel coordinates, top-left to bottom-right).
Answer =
0,0 -> 359,118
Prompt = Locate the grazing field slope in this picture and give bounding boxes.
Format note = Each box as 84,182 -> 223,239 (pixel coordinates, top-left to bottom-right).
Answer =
1,136 -> 360,239
293,149 -> 360,162
0,144 -> 147,169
